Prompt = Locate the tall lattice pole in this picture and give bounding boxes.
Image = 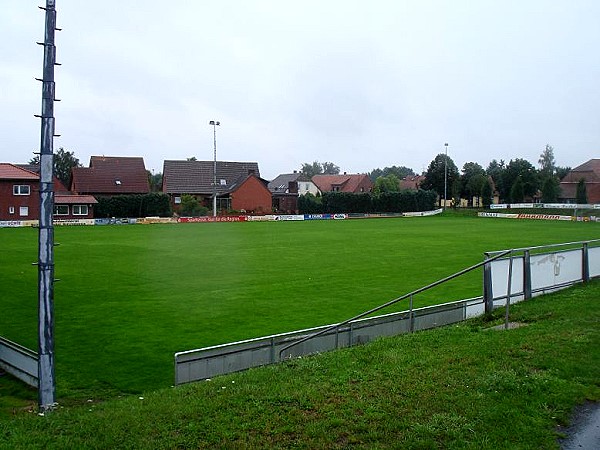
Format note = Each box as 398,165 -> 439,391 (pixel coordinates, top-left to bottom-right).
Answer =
35,0 -> 59,411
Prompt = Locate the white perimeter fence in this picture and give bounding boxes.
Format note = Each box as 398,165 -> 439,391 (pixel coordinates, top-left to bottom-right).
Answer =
175,239 -> 600,385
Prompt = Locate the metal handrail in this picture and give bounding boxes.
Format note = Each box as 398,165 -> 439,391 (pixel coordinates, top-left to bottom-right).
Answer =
278,249 -> 512,359
485,239 -> 600,256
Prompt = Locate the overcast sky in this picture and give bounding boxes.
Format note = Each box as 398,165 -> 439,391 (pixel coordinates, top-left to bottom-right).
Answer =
2,1 -> 599,180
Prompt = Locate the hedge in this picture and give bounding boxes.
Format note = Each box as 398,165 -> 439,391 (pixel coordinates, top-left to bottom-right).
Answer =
298,190 -> 437,214
94,193 -> 172,218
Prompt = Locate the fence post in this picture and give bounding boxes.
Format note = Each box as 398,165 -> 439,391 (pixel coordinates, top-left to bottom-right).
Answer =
409,294 -> 414,332
483,253 -> 494,315
582,242 -> 590,283
523,250 -> 532,299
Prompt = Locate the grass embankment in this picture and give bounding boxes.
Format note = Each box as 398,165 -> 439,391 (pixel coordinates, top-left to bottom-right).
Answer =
0,216 -> 598,398
1,280 -> 599,448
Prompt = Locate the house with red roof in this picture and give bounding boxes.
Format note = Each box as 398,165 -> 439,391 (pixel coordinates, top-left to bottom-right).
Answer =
162,160 -> 271,214
559,159 -> 600,204
0,163 -> 96,222
71,156 -> 150,197
312,173 -> 373,194
399,175 -> 425,191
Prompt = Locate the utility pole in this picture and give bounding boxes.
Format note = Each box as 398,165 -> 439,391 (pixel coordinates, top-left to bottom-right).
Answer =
35,0 -> 59,411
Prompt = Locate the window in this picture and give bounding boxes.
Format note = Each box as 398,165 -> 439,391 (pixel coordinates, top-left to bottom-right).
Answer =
220,179 -> 227,186
54,205 -> 69,215
13,185 -> 30,195
72,205 -> 88,216
174,196 -> 182,204
9,207 -> 15,215
115,179 -> 122,185
19,206 -> 29,217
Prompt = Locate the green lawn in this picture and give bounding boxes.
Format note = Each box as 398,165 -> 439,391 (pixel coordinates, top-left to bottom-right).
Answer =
1,214 -> 598,397
1,279 -> 598,449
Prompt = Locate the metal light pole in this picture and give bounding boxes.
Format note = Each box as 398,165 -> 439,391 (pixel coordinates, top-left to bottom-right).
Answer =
36,0 -> 59,411
209,120 -> 220,217
443,142 -> 448,210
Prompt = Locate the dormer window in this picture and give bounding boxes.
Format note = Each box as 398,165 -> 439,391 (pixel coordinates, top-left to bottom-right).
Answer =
115,179 -> 122,185
220,179 -> 227,186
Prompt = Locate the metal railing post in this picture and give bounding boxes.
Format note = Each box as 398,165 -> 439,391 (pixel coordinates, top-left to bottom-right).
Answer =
483,253 -> 494,315
505,251 -> 514,330
582,242 -> 590,283
409,294 -> 414,333
523,249 -> 532,300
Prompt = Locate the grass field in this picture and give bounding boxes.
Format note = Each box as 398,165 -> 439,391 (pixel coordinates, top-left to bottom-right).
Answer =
1,279 -> 598,448
1,213 -> 599,398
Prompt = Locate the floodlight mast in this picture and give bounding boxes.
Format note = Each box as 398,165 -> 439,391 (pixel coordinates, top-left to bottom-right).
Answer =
443,143 -> 448,211
209,120 -> 220,217
36,0 -> 59,411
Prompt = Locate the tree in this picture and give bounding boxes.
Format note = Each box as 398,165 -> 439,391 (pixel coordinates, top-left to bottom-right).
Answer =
30,147 -> 81,188
538,144 -> 560,203
187,156 -> 197,161
322,161 -> 340,175
460,162 -> 486,201
368,166 -> 415,182
538,144 -> 556,177
481,178 -> 493,207
540,176 -> 560,203
179,194 -> 206,217
576,179 -> 588,204
502,158 -> 538,202
300,161 -> 340,178
486,159 -> 506,201
147,171 -> 163,192
510,176 -> 525,203
373,174 -> 400,194
300,161 -> 323,178
556,166 -> 571,180
421,153 -> 460,204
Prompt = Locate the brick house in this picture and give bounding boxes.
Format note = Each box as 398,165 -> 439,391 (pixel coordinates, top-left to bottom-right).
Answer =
312,173 -> 373,194
162,160 -> 271,214
71,156 -> 150,197
559,159 -> 600,204
228,174 -> 272,213
0,163 -> 96,221
399,175 -> 425,191
268,172 -> 319,213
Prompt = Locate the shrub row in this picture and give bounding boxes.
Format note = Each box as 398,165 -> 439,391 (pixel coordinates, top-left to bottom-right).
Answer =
298,190 -> 437,214
94,193 -> 172,218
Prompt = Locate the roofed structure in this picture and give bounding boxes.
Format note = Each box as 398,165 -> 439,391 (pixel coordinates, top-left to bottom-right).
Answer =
71,156 -> 150,195
162,160 -> 260,195
399,175 -> 425,191
559,159 -> 600,203
312,173 -> 373,194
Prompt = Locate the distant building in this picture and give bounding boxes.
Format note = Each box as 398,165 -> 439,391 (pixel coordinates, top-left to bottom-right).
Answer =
559,159 -> 600,203
162,160 -> 271,214
268,172 -> 319,213
312,173 -> 373,194
0,163 -> 96,221
71,156 -> 150,197
399,175 -> 425,191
